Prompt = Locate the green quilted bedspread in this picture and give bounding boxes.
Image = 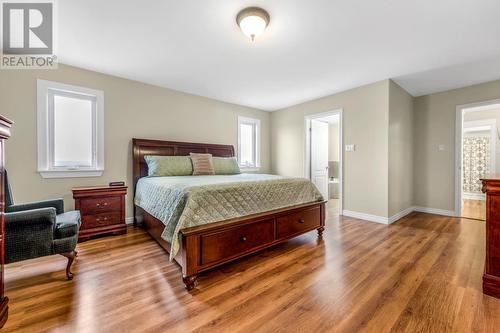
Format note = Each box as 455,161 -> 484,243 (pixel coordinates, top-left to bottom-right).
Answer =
134,173 -> 323,260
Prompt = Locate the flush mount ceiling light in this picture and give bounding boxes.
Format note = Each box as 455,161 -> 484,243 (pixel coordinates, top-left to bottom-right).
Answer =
236,7 -> 270,42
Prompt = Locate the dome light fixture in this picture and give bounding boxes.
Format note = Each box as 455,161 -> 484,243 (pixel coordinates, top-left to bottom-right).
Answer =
236,7 -> 270,42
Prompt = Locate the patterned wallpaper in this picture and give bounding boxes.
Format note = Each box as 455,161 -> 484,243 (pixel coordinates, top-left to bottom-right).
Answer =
463,136 -> 490,193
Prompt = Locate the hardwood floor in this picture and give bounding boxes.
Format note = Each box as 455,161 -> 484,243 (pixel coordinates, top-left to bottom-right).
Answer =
462,199 -> 486,221
4,206 -> 500,332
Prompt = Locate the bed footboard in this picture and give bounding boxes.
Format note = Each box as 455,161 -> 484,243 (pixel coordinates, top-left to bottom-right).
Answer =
139,201 -> 326,290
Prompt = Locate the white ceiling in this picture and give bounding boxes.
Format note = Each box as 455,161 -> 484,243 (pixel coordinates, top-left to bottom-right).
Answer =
394,57 -> 500,97
59,0 -> 500,111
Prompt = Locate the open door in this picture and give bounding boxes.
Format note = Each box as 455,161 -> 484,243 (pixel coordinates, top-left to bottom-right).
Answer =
311,119 -> 329,199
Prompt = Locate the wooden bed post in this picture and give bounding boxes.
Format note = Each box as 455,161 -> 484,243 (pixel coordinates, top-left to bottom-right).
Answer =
317,201 -> 326,236
181,233 -> 199,290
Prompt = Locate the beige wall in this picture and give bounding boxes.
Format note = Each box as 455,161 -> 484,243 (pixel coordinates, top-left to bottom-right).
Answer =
328,122 -> 339,162
414,79 -> 500,211
388,81 -> 414,216
0,64 -> 271,219
6,62 -> 500,221
271,80 -> 390,217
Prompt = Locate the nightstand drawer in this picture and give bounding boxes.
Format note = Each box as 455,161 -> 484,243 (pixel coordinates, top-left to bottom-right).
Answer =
81,212 -> 122,229
80,196 -> 121,214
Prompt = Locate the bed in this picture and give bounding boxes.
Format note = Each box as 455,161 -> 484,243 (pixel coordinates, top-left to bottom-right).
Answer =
133,138 -> 326,290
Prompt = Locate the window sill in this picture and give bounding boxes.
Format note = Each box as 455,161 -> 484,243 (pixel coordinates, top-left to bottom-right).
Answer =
240,167 -> 260,173
39,170 -> 103,179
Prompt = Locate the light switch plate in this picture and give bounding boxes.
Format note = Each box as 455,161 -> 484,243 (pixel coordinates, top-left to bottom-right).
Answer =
438,144 -> 445,151
345,144 -> 356,152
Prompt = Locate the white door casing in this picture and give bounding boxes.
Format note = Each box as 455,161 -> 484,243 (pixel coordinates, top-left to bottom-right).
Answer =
311,119 -> 329,199
455,99 -> 500,217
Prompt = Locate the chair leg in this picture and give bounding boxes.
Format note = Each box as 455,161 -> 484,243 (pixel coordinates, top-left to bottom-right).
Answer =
182,275 -> 198,291
61,251 -> 77,280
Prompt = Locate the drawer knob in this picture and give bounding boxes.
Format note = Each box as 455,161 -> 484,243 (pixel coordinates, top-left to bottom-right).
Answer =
298,219 -> 305,224
240,235 -> 247,242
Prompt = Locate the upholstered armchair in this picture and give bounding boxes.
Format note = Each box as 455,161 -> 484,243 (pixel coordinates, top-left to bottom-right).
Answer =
4,171 -> 81,279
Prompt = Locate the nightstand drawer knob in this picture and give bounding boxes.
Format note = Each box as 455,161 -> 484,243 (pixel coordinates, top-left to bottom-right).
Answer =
298,219 -> 305,224
96,217 -> 108,222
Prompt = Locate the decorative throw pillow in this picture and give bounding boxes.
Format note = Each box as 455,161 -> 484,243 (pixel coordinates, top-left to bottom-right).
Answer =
190,153 -> 215,175
213,157 -> 241,175
144,155 -> 193,176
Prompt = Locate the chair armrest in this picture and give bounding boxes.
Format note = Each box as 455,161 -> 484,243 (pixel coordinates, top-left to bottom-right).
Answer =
4,208 -> 57,264
6,198 -> 64,215
5,207 -> 57,229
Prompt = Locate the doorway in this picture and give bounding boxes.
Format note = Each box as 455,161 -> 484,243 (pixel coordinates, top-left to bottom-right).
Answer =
304,110 -> 343,215
456,100 -> 500,220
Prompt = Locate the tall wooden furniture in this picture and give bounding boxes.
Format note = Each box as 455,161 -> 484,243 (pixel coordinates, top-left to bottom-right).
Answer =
0,116 -> 12,327
133,138 -> 326,290
73,186 -> 127,242
481,175 -> 500,298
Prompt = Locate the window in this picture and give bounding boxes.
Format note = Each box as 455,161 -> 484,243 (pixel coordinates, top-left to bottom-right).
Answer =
37,79 -> 104,178
238,116 -> 260,170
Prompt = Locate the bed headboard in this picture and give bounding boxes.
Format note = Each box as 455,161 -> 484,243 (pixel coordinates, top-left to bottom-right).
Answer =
132,138 -> 235,190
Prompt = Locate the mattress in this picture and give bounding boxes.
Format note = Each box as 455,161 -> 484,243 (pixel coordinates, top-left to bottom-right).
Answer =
134,173 -> 323,260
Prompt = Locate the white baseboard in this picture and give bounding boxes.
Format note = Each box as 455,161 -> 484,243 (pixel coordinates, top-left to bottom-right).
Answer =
388,206 -> 415,224
127,206 -> 457,228
343,205 -> 456,225
343,206 -> 415,225
462,192 -> 486,201
413,206 -> 457,217
342,210 -> 390,224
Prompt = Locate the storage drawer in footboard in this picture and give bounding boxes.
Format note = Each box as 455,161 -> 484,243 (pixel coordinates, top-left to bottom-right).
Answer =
200,219 -> 275,266
276,206 -> 321,239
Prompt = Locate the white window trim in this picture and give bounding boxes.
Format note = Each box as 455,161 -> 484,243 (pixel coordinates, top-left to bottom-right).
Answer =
37,79 -> 104,178
237,116 -> 261,171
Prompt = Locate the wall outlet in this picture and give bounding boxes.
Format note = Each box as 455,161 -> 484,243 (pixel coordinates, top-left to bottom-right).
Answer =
345,144 -> 356,152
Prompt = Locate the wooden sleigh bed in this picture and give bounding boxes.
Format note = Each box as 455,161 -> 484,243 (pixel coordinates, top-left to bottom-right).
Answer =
133,138 -> 326,290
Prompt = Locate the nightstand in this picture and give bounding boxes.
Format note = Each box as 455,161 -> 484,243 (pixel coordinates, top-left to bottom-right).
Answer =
72,185 -> 127,242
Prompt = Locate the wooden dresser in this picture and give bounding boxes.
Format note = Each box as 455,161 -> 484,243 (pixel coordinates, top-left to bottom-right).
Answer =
481,175 -> 500,298
72,186 -> 127,242
0,116 -> 12,327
